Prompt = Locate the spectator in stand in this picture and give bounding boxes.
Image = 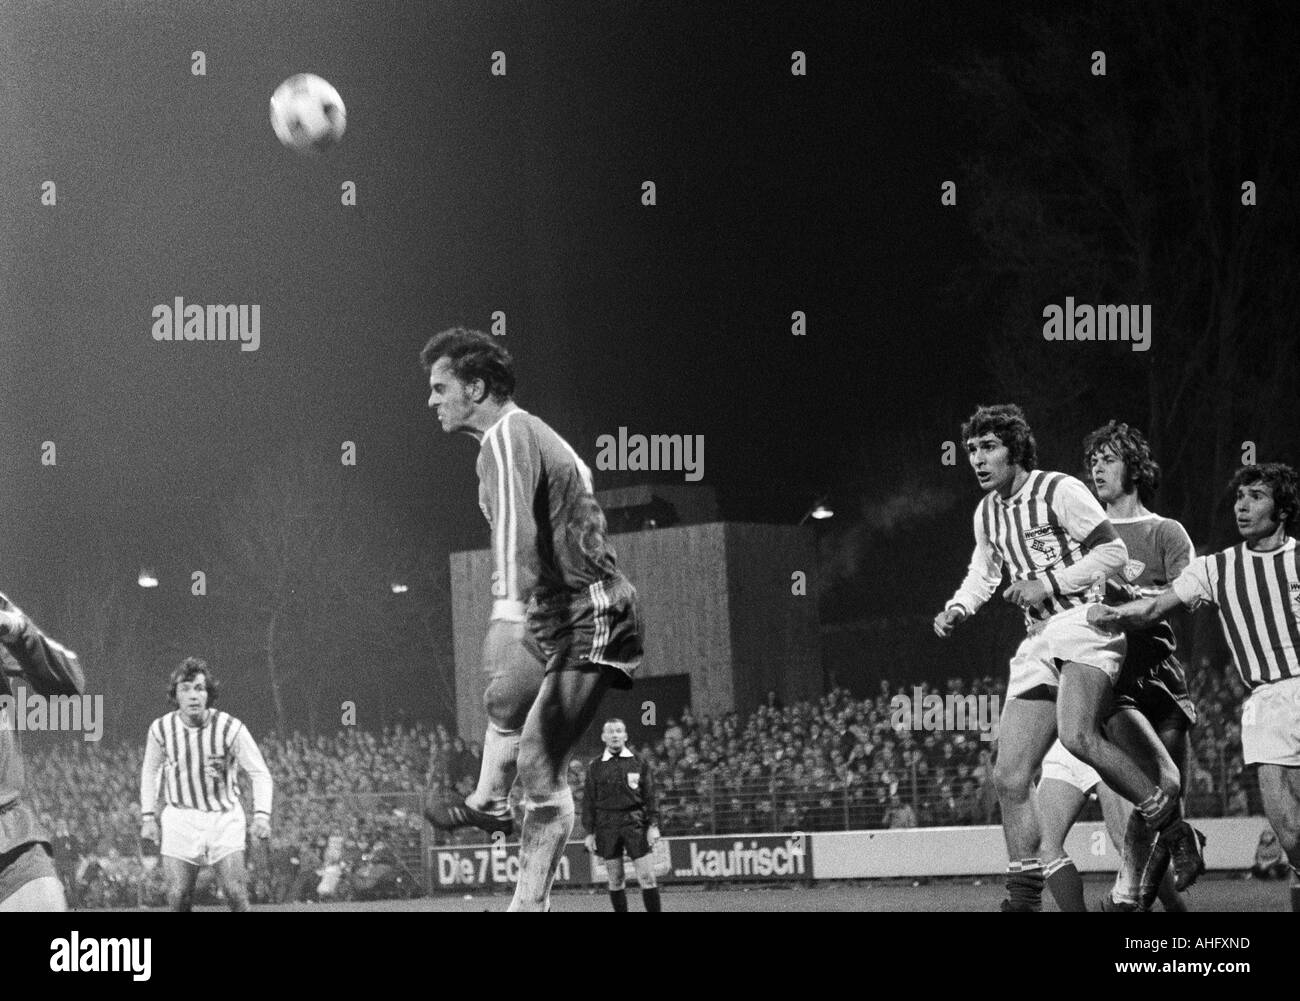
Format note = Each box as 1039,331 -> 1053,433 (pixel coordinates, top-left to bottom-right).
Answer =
884,794 -> 917,829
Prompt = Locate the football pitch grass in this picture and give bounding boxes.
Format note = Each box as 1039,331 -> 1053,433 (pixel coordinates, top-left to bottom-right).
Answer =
124,873 -> 1289,912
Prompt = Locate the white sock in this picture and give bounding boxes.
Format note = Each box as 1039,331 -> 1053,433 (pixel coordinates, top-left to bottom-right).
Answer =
508,788 -> 575,913
466,724 -> 519,815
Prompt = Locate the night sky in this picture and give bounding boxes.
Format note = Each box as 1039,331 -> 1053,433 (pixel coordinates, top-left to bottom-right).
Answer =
2,2 -> 1294,737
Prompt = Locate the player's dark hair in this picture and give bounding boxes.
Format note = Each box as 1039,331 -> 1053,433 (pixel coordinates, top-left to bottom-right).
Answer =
419,327 -> 515,403
603,717 -> 625,729
1083,420 -> 1161,503
168,656 -> 218,706
960,404 -> 1037,471
1229,463 -> 1299,533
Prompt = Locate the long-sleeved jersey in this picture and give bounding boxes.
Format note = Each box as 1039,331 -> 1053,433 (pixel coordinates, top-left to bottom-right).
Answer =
0,591 -> 84,852
582,747 -> 658,830
946,470 -> 1128,628
477,408 -> 619,621
140,709 -> 273,817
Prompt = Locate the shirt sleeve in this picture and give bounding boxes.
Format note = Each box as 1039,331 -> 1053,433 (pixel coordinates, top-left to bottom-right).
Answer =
1043,477 -> 1128,596
582,760 -> 598,832
231,724 -> 274,816
640,759 -> 659,828
947,504 -> 1003,616
140,721 -> 165,818
0,594 -> 84,698
479,414 -> 541,620
1172,555 -> 1216,609
1158,518 -> 1195,581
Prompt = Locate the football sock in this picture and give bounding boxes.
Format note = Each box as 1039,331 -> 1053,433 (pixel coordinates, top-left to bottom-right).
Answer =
642,887 -> 662,913
1044,855 -> 1086,912
609,889 -> 628,912
1111,809 -> 1150,905
467,723 -> 520,815
1136,787 -> 1178,831
508,788 -> 575,913
1291,866 -> 1300,913
1006,858 -> 1044,911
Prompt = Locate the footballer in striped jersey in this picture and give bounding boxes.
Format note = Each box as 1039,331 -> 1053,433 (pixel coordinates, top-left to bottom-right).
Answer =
1094,462 -> 1300,911
140,657 -> 273,912
933,405 -> 1197,912
420,328 -> 643,912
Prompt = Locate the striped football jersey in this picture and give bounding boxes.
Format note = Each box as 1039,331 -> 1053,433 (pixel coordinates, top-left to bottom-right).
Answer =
476,408 -> 619,620
1172,537 -> 1300,689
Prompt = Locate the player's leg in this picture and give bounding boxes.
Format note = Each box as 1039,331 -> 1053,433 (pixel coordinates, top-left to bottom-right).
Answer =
509,663 -> 614,912
991,694 -> 1058,911
427,620 -> 544,833
1037,743 -> 1091,912
163,856 -> 200,911
1058,664 -> 1175,809
623,823 -> 660,912
1099,703 -> 1203,901
1152,721 -> 1191,912
212,850 -> 251,912
1255,764 -> 1300,912
631,851 -> 661,912
604,852 -> 628,912
0,843 -> 67,912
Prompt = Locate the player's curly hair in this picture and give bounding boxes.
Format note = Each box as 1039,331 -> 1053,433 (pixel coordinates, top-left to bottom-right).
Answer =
1082,420 -> 1161,503
419,327 -> 515,403
960,404 -> 1037,471
1229,463 -> 1299,533
168,656 -> 218,706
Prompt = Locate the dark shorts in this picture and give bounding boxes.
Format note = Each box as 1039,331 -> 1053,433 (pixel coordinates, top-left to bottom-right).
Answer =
526,574 -> 642,690
595,817 -> 651,861
0,841 -> 58,904
1111,654 -> 1197,732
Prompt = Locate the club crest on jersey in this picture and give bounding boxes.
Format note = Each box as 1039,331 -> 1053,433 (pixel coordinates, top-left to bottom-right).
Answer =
1291,582 -> 1300,613
1123,559 -> 1146,582
626,772 -> 640,791
1022,525 -> 1061,568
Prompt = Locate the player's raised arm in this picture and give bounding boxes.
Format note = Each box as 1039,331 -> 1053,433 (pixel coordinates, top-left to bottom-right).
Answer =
935,506 -> 1002,636
0,595 -> 84,697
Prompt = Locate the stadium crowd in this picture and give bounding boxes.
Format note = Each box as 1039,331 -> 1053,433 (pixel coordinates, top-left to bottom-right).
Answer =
22,661 -> 1254,906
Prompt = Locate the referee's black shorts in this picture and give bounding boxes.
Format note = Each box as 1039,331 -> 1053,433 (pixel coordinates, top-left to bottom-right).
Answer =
595,816 -> 651,861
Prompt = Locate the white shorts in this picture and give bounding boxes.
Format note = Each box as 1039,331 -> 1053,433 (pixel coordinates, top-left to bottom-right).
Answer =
1039,738 -> 1101,793
1241,676 -> 1300,767
1007,604 -> 1126,700
161,804 -> 247,867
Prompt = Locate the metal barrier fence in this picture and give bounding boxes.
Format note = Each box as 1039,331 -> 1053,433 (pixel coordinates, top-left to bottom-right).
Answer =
615,746 -> 1256,837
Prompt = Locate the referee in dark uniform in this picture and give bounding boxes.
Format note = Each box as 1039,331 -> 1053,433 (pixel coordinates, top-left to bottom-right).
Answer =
582,718 -> 662,912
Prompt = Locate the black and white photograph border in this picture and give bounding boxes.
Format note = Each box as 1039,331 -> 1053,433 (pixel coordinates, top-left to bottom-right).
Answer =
1,0 -> 1296,984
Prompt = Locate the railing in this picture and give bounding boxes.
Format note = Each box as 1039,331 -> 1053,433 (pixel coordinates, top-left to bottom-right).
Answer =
583,746 -> 1259,838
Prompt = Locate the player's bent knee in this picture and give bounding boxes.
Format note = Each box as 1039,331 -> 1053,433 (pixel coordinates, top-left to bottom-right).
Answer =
992,761 -> 1032,798
483,678 -> 531,732
606,858 -> 625,891
633,854 -> 657,889
1057,725 -> 1097,764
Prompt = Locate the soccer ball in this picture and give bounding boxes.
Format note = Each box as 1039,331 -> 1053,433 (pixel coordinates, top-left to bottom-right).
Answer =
269,73 -> 346,153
